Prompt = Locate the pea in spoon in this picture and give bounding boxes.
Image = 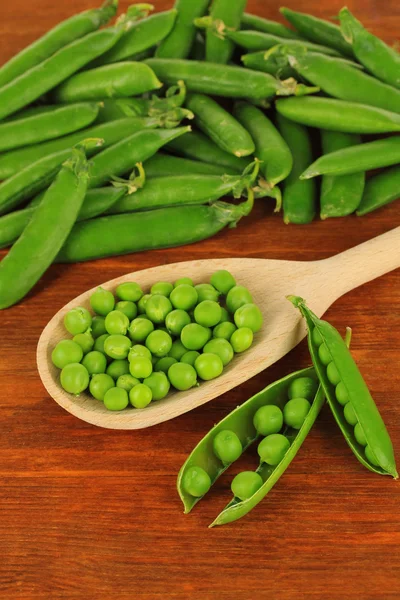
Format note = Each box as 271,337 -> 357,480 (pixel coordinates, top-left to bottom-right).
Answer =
37,227 -> 400,430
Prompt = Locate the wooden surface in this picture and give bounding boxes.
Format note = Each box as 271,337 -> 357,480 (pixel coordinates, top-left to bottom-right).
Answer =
1,1 -> 400,598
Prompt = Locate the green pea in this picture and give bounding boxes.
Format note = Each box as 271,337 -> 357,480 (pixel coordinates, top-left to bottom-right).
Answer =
312,327 -> 323,346
104,310 -> 130,335
344,402 -> 358,426
168,339 -> 187,361
72,331 -> 94,355
165,309 -> 191,336
129,383 -> 152,409
231,471 -> 263,501
115,300 -> 137,321
170,284 -> 198,310
181,323 -> 211,350
203,338 -> 234,366
145,294 -> 173,324
90,373 -> 115,401
180,351 -> 200,367
128,344 -> 152,361
194,300 -> 222,328
52,339 -> 83,369
354,423 -> 367,446
60,363 -> 89,395
174,277 -> 194,287
81,350 -> 107,375
213,430 -> 242,464
151,281 -> 174,297
143,371 -> 170,401
91,315 -> 107,338
335,381 -> 349,405
182,466 -> 211,497
318,343 -> 331,366
129,317 -> 154,342
64,306 -> 92,335
365,444 -> 380,467
234,303 -> 263,333
210,269 -> 236,295
213,321 -> 237,341
93,333 -> 109,355
194,353 -> 224,381
90,287 -> 115,316
106,359 -> 130,380
327,362 -> 341,386
129,356 -> 153,379
258,433 -> 290,466
104,387 -> 129,411
288,377 -> 318,401
253,405 -> 283,436
194,283 -> 220,303
283,398 -> 311,429
103,334 -> 131,359
168,362 -> 197,391
230,327 -> 253,353
138,293 -> 152,314
146,330 -> 173,357
226,285 -> 253,314
218,307 -> 232,323
116,281 -> 143,302
116,374 -> 140,392
154,356 -> 177,373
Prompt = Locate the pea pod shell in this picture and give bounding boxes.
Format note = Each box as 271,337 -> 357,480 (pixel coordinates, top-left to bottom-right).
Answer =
241,13 -> 303,40
356,166 -> 400,216
205,0 -> 248,64
289,296 -> 398,479
223,30 -> 342,57
241,51 -> 297,80
156,0 -> 210,59
143,153 -> 238,177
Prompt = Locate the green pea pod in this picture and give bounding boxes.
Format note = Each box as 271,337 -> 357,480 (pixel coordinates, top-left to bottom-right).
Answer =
276,113 -> 316,224
204,0 -> 247,64
241,13 -> 303,40
57,190 -> 255,263
320,130 -> 365,219
0,142 -> 93,310
156,0 -> 210,59
339,8 -> 400,90
0,103 -> 100,153
356,166 -> 400,216
280,7 -> 354,58
233,102 -> 293,189
143,153 -> 238,177
300,137 -> 400,179
145,59 -> 319,101
241,51 -> 297,80
275,96 -> 400,134
186,94 -> 255,157
288,296 -> 398,479
0,0 -> 119,88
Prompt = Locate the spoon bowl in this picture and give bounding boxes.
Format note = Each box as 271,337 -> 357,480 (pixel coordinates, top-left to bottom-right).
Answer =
37,227 -> 400,429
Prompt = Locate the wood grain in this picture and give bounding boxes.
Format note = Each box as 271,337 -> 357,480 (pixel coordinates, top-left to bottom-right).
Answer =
1,1 -> 400,599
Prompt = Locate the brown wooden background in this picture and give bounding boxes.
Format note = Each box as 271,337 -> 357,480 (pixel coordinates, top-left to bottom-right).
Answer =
1,1 -> 400,598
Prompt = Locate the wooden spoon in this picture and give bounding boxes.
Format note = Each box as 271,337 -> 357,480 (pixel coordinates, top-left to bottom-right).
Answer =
37,227 -> 400,430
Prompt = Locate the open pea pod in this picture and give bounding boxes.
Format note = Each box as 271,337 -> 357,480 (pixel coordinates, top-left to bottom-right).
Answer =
288,296 -> 398,479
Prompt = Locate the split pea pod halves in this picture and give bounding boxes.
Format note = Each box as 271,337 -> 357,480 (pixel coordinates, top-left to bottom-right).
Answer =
289,296 -> 398,479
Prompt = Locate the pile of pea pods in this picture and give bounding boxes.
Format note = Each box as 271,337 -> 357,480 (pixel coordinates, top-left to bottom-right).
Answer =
178,297 -> 398,526
0,0 -> 399,309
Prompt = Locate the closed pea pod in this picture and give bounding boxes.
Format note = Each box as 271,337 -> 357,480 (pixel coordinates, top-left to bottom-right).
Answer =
185,94 -> 255,157
356,166 -> 400,216
241,13 -> 303,40
276,113 -> 316,224
203,0 -> 247,64
156,0 -> 210,59
288,296 -> 398,478
319,130 -> 365,219
143,154 -> 238,177
241,51 -> 297,80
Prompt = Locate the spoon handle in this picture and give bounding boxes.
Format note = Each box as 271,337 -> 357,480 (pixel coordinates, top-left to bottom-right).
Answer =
319,227 -> 400,300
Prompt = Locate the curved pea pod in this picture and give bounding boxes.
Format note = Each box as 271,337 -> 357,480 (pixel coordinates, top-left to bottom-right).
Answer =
288,296 -> 398,479
241,50 -> 297,80
276,113 -> 316,224
275,96 -> 400,134
356,166 -> 400,216
143,153 -> 238,177
339,8 -> 400,90
185,94 -> 255,157
156,0 -> 210,59
280,7 -> 354,58
0,0 -> 119,88
241,13 -> 303,40
203,0 -> 247,64
320,130 -> 365,219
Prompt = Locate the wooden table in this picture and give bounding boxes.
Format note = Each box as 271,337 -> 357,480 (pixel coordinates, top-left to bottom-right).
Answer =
1,1 -> 400,598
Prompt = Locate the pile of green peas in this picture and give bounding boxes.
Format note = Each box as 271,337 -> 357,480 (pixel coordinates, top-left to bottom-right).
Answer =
182,374 -> 317,499
51,269 -> 263,411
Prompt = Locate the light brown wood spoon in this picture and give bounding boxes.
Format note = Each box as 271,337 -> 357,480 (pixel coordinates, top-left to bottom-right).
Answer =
37,227 -> 400,430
